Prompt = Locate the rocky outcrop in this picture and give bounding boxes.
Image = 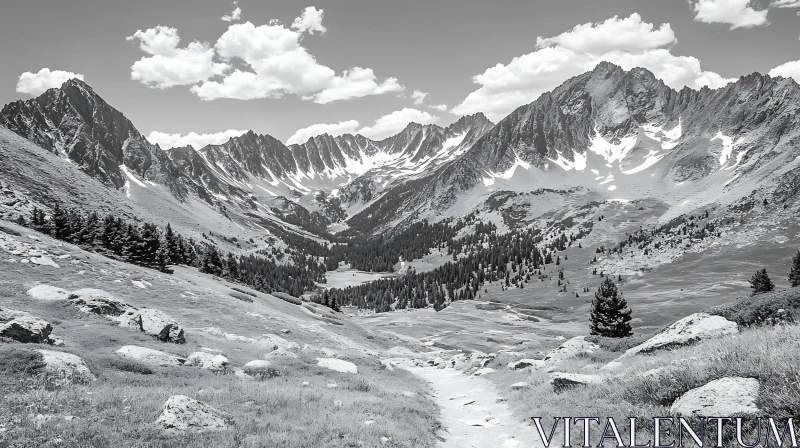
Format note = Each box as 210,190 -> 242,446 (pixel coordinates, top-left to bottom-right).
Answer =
242,360 -> 274,378
620,313 -> 738,358
188,352 -> 228,373
36,349 -> 96,382
670,377 -> 760,416
0,308 -> 52,343
257,333 -> 300,352
510,382 -> 530,390
116,345 -> 187,367
117,309 -> 185,343
508,359 -> 544,370
317,358 -> 358,374
544,336 -> 600,366
68,289 -> 133,316
549,372 -> 604,392
155,395 -> 233,433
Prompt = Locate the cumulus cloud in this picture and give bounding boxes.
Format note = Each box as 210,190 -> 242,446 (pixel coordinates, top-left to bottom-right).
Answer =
221,6 -> 242,22
127,8 -> 401,103
691,0 -> 769,29
147,129 -> 248,149
535,13 -> 675,54
127,26 -> 229,88
428,104 -> 448,112
451,14 -> 734,122
286,120 -> 360,145
16,68 -> 84,96
411,90 -> 428,105
291,6 -> 326,34
357,108 -> 439,140
769,60 -> 800,82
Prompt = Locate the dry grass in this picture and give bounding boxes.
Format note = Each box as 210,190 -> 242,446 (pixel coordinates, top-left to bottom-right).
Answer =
0,221 -> 439,447
489,324 -> 800,446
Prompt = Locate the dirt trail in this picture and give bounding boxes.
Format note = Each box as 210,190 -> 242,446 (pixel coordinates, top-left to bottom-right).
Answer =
402,363 -> 541,448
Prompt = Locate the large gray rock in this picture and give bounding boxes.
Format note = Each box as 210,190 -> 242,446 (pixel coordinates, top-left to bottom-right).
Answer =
317,358 -> 358,374
264,348 -> 299,361
36,349 -> 96,382
620,313 -> 738,358
155,395 -> 233,433
0,308 -> 52,343
188,352 -> 228,373
257,333 -> 299,351
508,359 -> 544,370
116,345 -> 187,367
27,285 -> 69,301
670,377 -> 760,416
117,308 -> 185,343
543,336 -> 600,366
550,372 -> 604,392
68,289 -> 133,316
242,360 -> 274,378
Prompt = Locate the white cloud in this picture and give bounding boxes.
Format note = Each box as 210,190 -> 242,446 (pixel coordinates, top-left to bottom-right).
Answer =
428,104 -> 448,112
221,6 -> 242,22
127,26 -> 229,88
691,0 -> 769,29
286,120 -> 360,145
291,6 -> 326,34
535,13 -> 675,54
411,90 -> 428,105
451,14 -> 734,122
147,129 -> 248,149
188,15 -> 402,103
769,60 -> 800,82
16,68 -> 84,96
357,108 -> 439,140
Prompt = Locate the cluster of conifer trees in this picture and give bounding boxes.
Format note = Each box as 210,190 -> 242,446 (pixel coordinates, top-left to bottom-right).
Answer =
19,205 -> 325,296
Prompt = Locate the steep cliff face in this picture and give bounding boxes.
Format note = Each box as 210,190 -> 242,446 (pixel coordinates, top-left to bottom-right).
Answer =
0,79 -> 190,199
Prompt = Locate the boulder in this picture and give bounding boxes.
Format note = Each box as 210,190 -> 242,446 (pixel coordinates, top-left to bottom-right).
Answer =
0,308 -> 52,343
242,360 -> 274,378
510,382 -> 530,390
472,367 -> 495,376
380,360 -> 395,371
621,313 -> 738,358
116,345 -> 187,367
68,289 -> 133,316
188,352 -> 228,373
264,348 -> 299,361
550,372 -> 604,392
543,336 -> 600,365
36,349 -> 96,382
27,285 -> 69,301
670,377 -> 760,416
257,333 -> 299,351
449,351 -> 495,373
30,256 -> 59,268
117,309 -> 185,343
155,395 -> 233,433
508,359 -> 544,370
317,358 -> 358,374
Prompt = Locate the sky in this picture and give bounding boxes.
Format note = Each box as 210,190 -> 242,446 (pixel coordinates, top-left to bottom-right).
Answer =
1,0 -> 799,148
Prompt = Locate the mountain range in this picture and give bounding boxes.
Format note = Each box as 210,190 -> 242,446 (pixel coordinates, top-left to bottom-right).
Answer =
2,62 -> 799,252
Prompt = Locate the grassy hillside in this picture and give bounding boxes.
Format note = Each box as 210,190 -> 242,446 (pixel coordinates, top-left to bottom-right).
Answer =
0,220 -> 438,447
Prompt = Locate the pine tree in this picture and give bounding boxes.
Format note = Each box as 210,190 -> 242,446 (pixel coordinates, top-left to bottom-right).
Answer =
789,250 -> 800,287
590,277 -> 633,338
200,245 -> 223,276
749,268 -> 775,294
51,204 -> 69,239
225,252 -> 239,280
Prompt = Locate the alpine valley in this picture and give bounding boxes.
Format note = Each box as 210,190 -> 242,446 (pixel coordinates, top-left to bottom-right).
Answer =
3,61 -> 800,447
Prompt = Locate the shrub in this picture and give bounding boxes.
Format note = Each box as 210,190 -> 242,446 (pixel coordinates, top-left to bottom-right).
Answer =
586,333 -> 649,352
0,347 -> 46,376
229,292 -> 254,303
231,287 -> 257,297
708,288 -> 800,327
272,292 -> 302,305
